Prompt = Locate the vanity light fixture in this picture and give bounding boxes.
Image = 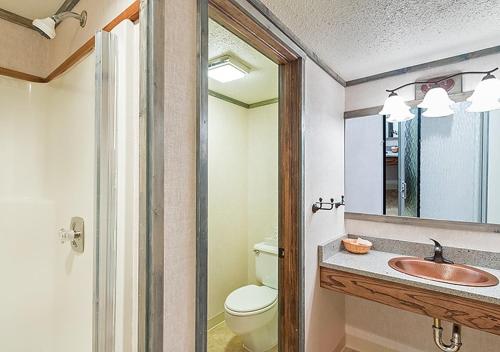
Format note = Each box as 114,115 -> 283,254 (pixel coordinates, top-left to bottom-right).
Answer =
379,92 -> 415,122
417,87 -> 455,117
466,71 -> 500,113
208,55 -> 251,83
380,68 -> 500,122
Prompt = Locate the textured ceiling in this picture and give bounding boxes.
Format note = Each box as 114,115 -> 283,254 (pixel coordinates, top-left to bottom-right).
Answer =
209,19 -> 278,104
259,0 -> 500,81
0,0 -> 65,19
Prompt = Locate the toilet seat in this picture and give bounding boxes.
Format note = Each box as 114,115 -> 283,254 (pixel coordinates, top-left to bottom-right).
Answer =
225,285 -> 277,316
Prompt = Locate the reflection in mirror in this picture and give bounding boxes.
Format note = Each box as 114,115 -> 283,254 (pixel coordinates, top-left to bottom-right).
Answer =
345,102 -> 500,224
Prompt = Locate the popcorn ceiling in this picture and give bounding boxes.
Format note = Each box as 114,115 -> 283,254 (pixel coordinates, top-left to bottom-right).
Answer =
259,0 -> 500,80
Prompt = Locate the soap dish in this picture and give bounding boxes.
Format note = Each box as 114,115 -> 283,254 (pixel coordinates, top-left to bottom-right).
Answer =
342,238 -> 372,254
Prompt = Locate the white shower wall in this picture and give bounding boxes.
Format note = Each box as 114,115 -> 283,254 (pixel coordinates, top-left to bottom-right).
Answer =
0,19 -> 140,350
0,75 -> 56,352
0,53 -> 95,352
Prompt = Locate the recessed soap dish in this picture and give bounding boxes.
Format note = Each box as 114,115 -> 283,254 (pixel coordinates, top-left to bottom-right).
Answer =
342,238 -> 372,254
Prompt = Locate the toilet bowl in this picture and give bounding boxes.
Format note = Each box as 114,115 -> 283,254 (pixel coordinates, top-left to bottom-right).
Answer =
224,284 -> 278,352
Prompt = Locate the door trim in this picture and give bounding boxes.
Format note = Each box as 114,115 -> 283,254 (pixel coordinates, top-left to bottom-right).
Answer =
138,0 -> 165,350
196,0 -> 304,350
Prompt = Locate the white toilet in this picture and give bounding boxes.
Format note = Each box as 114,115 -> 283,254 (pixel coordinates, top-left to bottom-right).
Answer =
224,241 -> 278,352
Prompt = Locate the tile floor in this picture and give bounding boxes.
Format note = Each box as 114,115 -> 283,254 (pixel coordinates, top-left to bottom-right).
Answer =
207,321 -> 278,352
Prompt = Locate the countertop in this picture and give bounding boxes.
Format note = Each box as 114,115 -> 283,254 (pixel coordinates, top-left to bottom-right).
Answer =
320,248 -> 500,305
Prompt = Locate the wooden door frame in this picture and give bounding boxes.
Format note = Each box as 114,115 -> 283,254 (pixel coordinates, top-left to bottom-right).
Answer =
196,0 -> 304,351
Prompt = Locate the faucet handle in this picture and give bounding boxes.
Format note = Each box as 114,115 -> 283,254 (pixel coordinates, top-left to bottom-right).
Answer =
429,238 -> 442,249
425,238 -> 453,264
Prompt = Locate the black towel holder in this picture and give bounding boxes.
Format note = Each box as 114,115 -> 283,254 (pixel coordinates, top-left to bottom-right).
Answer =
312,198 -> 334,213
312,196 -> 345,213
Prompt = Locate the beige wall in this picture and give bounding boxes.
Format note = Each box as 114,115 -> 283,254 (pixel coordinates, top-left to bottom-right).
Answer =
247,103 -> 279,284
0,0 -> 134,78
304,60 -> 346,352
208,97 -> 279,321
208,96 -> 249,320
163,0 -> 197,350
0,19 -> 49,77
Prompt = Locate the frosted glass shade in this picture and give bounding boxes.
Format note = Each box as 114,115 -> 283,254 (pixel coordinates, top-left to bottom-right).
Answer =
386,110 -> 415,123
418,87 -> 454,117
379,93 -> 415,122
466,76 -> 500,113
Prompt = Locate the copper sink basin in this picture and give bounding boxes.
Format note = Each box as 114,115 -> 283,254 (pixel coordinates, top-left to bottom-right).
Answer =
388,257 -> 499,287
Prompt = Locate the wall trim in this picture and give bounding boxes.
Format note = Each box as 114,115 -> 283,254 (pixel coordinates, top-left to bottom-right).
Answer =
333,335 -> 347,352
344,91 -> 473,119
243,0 -> 346,87
138,0 -> 165,350
249,97 -> 278,108
0,1 -> 80,33
207,312 -> 225,330
345,212 -> 500,233
55,0 -> 81,15
0,8 -> 36,30
346,45 -> 500,87
0,1 -> 139,83
208,90 -> 248,108
208,89 -> 278,109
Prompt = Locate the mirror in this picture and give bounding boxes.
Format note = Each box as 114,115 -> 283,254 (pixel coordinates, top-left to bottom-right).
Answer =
345,101 -> 500,224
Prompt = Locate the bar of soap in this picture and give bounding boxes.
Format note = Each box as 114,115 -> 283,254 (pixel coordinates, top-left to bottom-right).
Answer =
356,238 -> 372,246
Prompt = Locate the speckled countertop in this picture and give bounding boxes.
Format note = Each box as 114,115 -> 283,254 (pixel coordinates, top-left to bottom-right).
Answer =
319,237 -> 500,305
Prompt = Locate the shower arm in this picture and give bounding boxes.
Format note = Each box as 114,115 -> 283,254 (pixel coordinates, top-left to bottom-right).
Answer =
52,11 -> 87,27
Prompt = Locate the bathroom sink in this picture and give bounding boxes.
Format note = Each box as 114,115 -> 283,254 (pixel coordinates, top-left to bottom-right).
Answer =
388,257 -> 499,287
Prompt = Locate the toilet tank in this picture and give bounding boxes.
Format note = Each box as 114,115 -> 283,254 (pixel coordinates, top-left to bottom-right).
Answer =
254,241 -> 278,289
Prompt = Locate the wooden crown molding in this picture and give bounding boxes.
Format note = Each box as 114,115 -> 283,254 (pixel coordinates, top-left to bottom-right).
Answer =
0,1 -> 139,84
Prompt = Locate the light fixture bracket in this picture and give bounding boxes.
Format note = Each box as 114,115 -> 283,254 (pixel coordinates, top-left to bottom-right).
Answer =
385,67 -> 498,94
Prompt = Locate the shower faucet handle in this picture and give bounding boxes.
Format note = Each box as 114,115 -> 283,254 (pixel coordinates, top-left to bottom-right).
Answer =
59,228 -> 80,243
58,217 -> 85,253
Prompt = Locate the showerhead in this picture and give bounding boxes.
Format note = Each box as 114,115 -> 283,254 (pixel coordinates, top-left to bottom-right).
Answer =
33,10 -> 87,39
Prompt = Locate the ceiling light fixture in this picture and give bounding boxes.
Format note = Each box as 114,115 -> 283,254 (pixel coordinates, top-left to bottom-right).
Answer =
380,68 -> 499,121
208,55 -> 250,83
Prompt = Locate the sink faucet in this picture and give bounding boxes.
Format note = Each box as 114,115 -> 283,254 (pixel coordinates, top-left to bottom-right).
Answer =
425,239 -> 454,264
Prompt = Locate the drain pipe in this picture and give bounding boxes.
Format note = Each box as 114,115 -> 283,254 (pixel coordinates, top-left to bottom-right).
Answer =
432,318 -> 462,352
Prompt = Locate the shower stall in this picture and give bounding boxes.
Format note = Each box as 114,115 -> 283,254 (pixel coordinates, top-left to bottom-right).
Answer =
0,20 -> 139,352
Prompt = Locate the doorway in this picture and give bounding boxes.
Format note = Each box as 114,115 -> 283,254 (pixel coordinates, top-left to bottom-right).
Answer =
197,1 -> 303,351
206,18 -> 279,352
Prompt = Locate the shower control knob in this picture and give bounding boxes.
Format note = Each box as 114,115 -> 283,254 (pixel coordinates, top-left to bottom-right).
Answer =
58,217 -> 85,253
59,228 -> 77,243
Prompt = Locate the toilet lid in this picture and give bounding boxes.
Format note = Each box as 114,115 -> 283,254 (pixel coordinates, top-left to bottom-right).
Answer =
225,285 -> 277,313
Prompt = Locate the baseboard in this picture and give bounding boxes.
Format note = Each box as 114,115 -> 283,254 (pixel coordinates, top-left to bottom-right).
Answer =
333,335 -> 346,352
207,312 -> 225,330
345,325 -> 424,352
